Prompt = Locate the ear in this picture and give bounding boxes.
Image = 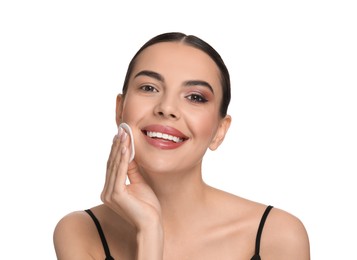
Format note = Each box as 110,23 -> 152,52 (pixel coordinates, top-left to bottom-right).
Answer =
115,94 -> 124,126
209,115 -> 231,151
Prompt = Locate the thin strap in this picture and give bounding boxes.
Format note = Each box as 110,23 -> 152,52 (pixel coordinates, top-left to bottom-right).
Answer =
85,209 -> 114,260
251,205 -> 274,260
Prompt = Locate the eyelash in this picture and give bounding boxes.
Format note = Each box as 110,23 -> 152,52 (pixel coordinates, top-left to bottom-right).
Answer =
186,93 -> 208,103
140,85 -> 158,92
139,85 -> 208,103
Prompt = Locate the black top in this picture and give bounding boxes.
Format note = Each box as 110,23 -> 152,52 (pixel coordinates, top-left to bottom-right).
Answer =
250,205 -> 274,260
85,209 -> 114,260
85,205 -> 274,260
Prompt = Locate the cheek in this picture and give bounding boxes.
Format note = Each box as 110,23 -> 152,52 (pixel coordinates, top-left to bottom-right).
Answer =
121,96 -> 147,122
186,111 -> 219,141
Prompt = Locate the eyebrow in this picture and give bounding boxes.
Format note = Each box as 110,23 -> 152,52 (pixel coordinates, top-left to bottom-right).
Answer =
183,80 -> 214,94
134,70 -> 164,82
134,70 -> 214,94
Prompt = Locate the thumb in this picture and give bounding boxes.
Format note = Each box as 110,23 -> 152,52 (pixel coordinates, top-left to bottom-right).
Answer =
127,160 -> 146,184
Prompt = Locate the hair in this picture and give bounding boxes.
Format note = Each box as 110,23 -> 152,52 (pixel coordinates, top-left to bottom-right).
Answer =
121,32 -> 231,117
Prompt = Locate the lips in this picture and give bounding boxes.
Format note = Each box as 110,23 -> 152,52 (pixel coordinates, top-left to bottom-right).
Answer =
141,124 -> 188,149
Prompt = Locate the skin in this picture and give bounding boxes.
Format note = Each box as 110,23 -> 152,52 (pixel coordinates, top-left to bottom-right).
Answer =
53,42 -> 310,260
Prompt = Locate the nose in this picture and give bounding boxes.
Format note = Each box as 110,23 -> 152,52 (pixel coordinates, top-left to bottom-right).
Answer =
153,94 -> 180,120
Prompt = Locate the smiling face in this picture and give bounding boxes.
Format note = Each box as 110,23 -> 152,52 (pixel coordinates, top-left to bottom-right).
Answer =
116,42 -> 231,174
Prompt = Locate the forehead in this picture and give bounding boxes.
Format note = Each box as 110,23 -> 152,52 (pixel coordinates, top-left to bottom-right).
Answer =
132,42 -> 221,90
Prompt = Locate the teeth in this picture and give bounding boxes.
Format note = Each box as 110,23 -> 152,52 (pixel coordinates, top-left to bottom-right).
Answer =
146,131 -> 184,143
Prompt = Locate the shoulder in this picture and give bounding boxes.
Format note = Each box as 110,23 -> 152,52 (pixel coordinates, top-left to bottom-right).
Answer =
260,206 -> 310,260
206,189 -> 310,259
54,210 -> 93,239
53,210 -> 102,259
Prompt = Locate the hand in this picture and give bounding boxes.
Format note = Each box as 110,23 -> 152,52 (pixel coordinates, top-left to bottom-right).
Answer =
101,128 -> 162,230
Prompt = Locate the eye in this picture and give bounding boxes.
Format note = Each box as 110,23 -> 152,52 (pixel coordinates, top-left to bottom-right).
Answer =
186,93 -> 208,103
140,85 -> 158,92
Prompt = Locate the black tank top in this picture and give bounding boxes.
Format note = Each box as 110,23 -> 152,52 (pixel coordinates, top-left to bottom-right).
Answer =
85,205 -> 273,260
85,209 -> 114,260
250,205 -> 274,260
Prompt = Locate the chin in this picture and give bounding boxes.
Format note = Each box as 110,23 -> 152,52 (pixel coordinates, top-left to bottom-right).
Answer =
136,155 -> 185,175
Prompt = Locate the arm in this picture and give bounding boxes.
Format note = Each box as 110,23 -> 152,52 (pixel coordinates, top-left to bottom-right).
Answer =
136,221 -> 164,260
54,130 -> 164,259
101,129 -> 164,260
53,209 -> 164,260
53,212 -> 98,260
261,208 -> 310,260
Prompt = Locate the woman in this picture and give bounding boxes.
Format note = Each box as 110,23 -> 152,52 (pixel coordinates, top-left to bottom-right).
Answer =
53,32 -> 310,260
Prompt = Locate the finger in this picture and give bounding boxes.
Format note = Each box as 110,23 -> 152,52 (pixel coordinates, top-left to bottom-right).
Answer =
107,128 -> 127,194
112,130 -> 131,190
102,136 -> 118,190
107,127 -> 123,171
102,129 -> 123,199
127,161 -> 146,184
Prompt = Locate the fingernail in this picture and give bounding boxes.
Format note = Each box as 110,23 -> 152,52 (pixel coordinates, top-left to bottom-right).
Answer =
121,131 -> 127,142
118,126 -> 123,136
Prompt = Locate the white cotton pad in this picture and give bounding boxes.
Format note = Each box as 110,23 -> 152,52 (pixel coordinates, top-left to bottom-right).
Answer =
119,122 -> 135,162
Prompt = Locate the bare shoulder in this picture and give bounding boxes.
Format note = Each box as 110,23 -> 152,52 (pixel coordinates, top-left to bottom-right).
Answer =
261,207 -> 310,260
203,187 -> 310,259
53,210 -> 101,259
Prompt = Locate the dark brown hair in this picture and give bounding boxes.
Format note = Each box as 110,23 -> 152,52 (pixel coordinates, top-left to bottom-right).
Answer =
122,32 -> 231,117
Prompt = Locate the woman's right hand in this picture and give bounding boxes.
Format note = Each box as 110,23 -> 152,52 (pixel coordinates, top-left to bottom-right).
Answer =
101,127 -> 163,231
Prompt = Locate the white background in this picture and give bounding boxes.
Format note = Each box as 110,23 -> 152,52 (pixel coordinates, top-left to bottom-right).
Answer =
0,1 -> 356,259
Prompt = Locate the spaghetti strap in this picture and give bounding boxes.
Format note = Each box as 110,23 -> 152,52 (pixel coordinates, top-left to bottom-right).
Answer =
85,209 -> 114,260
250,205 -> 273,260
84,206 -> 273,260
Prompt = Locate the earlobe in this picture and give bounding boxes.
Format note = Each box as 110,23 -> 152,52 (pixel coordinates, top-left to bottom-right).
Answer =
115,94 -> 124,126
209,115 -> 231,151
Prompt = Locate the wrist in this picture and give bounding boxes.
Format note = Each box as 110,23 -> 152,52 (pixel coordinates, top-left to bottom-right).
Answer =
136,221 -> 164,260
137,219 -> 163,243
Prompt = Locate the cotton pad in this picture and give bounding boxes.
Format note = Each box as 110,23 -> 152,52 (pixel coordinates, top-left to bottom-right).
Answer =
119,122 -> 135,162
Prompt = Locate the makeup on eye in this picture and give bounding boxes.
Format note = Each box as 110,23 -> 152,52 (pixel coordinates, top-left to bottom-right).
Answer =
136,81 -> 212,103
185,92 -> 208,103
133,70 -> 215,95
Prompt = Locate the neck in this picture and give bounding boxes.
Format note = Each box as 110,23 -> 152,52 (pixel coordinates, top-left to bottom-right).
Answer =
140,164 -> 210,230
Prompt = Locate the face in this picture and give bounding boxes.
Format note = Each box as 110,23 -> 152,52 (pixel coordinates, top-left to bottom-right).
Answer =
117,42 -> 230,174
